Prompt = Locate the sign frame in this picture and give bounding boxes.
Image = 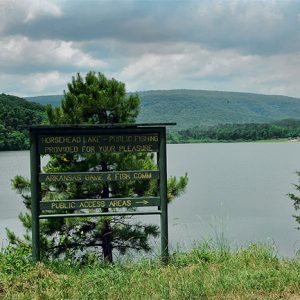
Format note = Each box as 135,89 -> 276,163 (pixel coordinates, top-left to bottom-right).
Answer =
30,123 -> 174,263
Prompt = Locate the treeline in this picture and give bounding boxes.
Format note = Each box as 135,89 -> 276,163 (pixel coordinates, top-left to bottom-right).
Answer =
169,119 -> 300,143
0,94 -> 45,150
27,90 -> 300,130
3,91 -> 300,149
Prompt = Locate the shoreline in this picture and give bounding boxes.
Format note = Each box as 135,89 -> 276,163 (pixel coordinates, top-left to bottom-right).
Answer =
0,138 -> 299,152
168,138 -> 299,144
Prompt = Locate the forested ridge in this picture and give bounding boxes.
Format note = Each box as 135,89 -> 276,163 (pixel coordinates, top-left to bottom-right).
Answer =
26,89 -> 300,129
171,119 -> 300,143
3,90 -> 300,150
0,93 -> 45,150
27,94 -> 63,107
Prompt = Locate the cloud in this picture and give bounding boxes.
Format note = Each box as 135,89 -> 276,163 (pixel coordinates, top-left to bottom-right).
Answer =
0,71 -> 70,96
4,0 -> 300,55
24,0 -> 62,22
115,43 -> 300,97
0,36 -> 106,73
20,71 -> 66,94
179,0 -> 300,55
0,0 -> 62,34
0,0 -> 300,97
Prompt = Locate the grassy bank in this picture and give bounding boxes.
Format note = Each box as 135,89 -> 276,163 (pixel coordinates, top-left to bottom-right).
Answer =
1,243 -> 299,299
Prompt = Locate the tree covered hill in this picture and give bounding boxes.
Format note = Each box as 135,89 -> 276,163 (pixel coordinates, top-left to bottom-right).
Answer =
26,89 -> 300,129
2,90 -> 300,150
172,119 -> 300,143
0,93 -> 45,150
136,90 -> 300,129
27,95 -> 63,107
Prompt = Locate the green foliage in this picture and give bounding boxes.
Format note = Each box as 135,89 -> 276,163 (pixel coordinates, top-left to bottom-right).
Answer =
0,244 -> 32,277
10,71 -> 187,263
0,93 -> 45,150
175,119 -> 300,143
27,89 -> 300,130
46,72 -> 139,125
167,173 -> 188,202
136,90 -> 300,130
26,95 -> 63,107
0,243 -> 299,299
287,171 -> 300,229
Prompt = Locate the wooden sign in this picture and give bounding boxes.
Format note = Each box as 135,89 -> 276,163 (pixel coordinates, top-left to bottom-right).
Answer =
40,197 -> 160,211
39,133 -> 159,154
39,170 -> 159,183
30,124 -> 172,264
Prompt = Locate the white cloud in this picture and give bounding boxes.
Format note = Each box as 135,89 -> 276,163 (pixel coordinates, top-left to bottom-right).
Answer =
0,71 -> 71,96
0,36 -> 107,72
20,71 -> 67,94
116,43 -> 300,97
0,0 -> 21,33
1,36 -> 300,98
0,0 -> 300,97
24,0 -> 62,22
0,0 -> 62,34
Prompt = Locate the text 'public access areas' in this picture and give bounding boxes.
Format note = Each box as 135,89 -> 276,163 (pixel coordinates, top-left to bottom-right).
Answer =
39,170 -> 160,183
40,197 -> 160,211
39,134 -> 159,154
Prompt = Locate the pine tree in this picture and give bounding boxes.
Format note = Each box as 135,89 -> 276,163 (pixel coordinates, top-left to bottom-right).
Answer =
288,171 -> 300,230
9,72 -> 188,262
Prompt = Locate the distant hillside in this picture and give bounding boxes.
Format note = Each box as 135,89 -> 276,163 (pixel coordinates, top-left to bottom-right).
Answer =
173,119 -> 300,143
26,90 -> 300,129
0,94 -> 45,150
136,90 -> 300,129
26,95 -> 63,107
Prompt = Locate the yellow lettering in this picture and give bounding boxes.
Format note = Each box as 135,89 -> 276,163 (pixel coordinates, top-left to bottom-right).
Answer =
114,172 -> 130,180
79,200 -> 105,209
81,145 -> 95,153
44,146 -> 79,154
117,144 -> 153,152
42,136 -> 82,144
98,145 -> 116,152
134,172 -> 152,179
109,199 -> 132,207
86,136 -> 101,143
79,201 -> 86,208
134,135 -> 158,142
84,174 -> 103,181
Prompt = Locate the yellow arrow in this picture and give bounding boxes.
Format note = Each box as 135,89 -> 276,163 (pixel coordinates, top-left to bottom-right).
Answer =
136,200 -> 149,205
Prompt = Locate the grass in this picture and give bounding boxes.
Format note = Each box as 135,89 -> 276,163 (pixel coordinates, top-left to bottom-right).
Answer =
0,243 -> 299,299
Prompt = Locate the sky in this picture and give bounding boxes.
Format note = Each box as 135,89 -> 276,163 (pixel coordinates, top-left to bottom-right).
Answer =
0,0 -> 300,98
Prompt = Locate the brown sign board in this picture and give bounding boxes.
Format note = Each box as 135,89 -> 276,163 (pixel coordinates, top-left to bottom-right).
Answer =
40,197 -> 160,211
30,124 -> 173,263
39,133 -> 159,154
39,170 -> 160,183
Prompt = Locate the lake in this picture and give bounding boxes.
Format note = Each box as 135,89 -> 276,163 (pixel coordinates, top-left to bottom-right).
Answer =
1,143 -> 300,257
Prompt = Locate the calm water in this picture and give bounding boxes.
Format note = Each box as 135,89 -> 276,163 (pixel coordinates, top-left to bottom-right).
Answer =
1,143 -> 300,257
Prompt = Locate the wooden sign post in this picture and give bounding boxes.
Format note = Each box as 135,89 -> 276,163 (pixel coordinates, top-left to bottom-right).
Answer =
30,123 -> 174,263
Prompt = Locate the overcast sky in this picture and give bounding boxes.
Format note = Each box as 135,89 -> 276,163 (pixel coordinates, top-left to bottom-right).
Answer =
0,0 -> 300,97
